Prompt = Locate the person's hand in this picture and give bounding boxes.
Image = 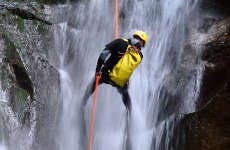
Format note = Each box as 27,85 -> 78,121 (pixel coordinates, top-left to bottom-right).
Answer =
96,72 -> 102,77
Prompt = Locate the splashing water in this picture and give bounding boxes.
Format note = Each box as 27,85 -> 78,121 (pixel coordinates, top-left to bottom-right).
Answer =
0,0 -> 203,149
0,143 -> 7,150
50,0 -> 202,150
0,145 -> 6,150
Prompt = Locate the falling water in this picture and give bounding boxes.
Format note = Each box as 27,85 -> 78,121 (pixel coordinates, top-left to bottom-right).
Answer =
0,83 -> 20,150
0,0 -> 201,149
8,0 -> 203,150
0,0 -> 202,149
0,83 -> 8,150
50,0 -> 202,150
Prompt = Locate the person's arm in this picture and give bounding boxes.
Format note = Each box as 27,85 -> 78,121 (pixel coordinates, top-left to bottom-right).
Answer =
95,49 -> 111,73
96,38 -> 127,73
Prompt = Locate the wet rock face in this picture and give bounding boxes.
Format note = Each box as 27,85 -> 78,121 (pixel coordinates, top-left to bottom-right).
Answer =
3,35 -> 34,98
200,0 -> 230,15
180,1 -> 230,149
197,24 -> 230,150
175,22 -> 230,150
198,18 -> 230,109
40,0 -> 83,4
0,1 -> 61,150
182,83 -> 230,150
198,0 -> 230,34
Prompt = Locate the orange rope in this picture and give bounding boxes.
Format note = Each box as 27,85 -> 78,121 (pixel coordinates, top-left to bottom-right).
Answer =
88,1 -> 119,149
114,0 -> 119,39
88,75 -> 101,150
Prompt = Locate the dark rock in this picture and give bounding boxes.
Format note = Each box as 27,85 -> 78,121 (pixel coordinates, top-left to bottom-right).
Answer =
12,64 -> 34,98
0,2 -> 61,149
6,7 -> 52,25
198,17 -> 220,33
3,34 -> 34,99
181,83 -> 230,150
41,0 -> 83,4
227,82 -> 230,91
200,0 -> 230,15
179,13 -> 230,150
198,18 -> 230,110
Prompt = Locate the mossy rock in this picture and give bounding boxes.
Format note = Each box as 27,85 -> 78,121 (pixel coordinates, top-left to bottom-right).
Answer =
3,34 -> 23,67
12,87 -> 30,114
16,17 -> 24,32
15,87 -> 29,101
2,34 -> 33,97
11,0 -> 55,4
37,22 -> 47,34
38,0 -> 52,4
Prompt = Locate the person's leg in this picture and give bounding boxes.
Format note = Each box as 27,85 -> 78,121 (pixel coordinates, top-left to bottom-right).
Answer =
117,84 -> 131,112
82,78 -> 102,106
80,77 -> 103,149
117,84 -> 132,150
82,74 -> 105,106
82,78 -> 95,106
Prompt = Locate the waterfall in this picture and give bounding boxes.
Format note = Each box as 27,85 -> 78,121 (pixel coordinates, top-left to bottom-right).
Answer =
0,0 -> 203,149
50,0 -> 202,150
0,81 -> 36,150
0,83 -> 19,150
0,0 -> 200,150
0,0 -> 202,150
0,83 -> 8,150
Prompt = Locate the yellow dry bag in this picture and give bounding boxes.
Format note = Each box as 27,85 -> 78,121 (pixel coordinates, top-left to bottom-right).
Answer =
109,45 -> 142,87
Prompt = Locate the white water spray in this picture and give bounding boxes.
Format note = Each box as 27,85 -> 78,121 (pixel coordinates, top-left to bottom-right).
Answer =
51,0 -> 202,150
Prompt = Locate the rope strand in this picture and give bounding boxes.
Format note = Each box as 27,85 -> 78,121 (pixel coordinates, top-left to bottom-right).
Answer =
88,75 -> 101,150
88,0 -> 119,149
114,0 -> 119,39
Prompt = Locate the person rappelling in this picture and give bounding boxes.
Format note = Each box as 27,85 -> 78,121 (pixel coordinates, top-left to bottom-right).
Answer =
82,30 -> 148,112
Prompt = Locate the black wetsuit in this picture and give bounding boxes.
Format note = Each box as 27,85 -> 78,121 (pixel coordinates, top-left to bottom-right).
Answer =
82,38 -> 143,111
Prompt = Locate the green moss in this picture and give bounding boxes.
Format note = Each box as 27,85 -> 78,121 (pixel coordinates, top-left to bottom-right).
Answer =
32,20 -> 37,26
8,0 -> 61,4
12,87 -> 30,116
4,35 -> 23,67
16,88 -> 29,101
16,17 -> 24,32
8,0 -> 32,3
5,39 -> 17,59
38,0 -> 51,4
37,22 -> 47,34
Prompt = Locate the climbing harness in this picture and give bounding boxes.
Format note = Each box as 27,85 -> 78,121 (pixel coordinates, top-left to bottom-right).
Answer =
88,0 -> 119,149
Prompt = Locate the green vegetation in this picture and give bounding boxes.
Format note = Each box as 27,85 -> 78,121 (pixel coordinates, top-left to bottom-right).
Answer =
38,0 -> 52,4
7,0 -> 51,4
37,22 -> 47,34
4,34 -> 21,63
16,87 -> 29,102
16,17 -> 24,32
13,87 -> 30,117
8,0 -> 31,2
